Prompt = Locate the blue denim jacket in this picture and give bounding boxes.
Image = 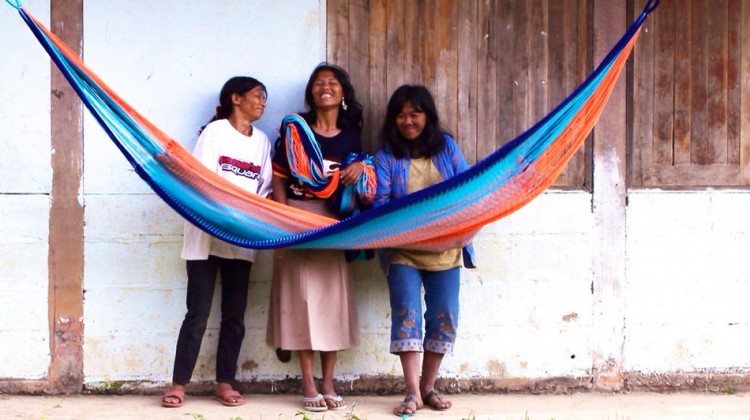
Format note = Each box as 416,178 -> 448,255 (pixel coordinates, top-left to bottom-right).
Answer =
373,134 -> 476,271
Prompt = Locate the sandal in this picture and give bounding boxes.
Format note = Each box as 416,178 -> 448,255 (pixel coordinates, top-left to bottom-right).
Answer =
215,387 -> 244,407
322,394 -> 347,411
392,394 -> 419,417
303,393 -> 328,412
160,388 -> 185,408
423,389 -> 451,411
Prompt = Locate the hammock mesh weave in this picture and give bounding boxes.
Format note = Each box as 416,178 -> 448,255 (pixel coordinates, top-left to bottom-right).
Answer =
6,0 -> 659,250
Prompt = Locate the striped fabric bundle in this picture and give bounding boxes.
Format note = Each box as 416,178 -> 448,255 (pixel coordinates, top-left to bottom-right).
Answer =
5,0 -> 659,250
282,114 -> 376,216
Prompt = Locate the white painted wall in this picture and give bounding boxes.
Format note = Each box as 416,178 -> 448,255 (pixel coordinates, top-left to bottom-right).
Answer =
78,0 -> 328,384
0,0 -> 51,380
3,0 -> 750,388
625,191 -> 750,372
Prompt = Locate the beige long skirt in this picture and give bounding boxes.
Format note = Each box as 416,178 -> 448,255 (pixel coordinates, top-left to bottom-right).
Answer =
266,199 -> 360,351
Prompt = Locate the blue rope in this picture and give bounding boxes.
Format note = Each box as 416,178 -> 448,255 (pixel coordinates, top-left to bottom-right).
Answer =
6,0 -> 21,9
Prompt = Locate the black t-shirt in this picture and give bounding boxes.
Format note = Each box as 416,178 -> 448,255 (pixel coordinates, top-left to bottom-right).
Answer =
272,128 -> 363,201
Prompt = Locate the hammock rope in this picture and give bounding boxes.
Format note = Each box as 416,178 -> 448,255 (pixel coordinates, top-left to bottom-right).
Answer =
6,0 -> 659,250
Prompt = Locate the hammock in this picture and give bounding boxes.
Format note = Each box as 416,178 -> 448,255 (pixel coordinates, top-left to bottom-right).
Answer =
6,0 -> 659,251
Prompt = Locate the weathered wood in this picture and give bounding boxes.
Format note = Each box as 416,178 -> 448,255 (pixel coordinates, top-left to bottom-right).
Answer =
368,0 -> 388,152
742,0 -> 750,183
327,0 -> 349,67
436,0 -> 459,143
457,0 -> 478,163
673,0 -> 692,166
476,0 -> 499,160
630,0 -> 747,187
653,0 -> 674,166
727,0 -> 741,165
706,1 -> 728,164
328,0 -> 596,188
348,0 -> 372,148
49,0 -> 85,394
690,0 -> 709,165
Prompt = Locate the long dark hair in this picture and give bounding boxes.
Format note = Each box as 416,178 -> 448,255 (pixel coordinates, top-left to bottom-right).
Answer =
200,76 -> 266,133
379,84 -> 448,159
300,63 -> 363,134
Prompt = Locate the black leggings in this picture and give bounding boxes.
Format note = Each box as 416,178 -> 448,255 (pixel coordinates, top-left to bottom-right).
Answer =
172,255 -> 252,385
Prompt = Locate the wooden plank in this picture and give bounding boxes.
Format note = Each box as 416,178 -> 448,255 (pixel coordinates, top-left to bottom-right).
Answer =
495,0 -> 515,151
652,0 -> 675,166
476,0 -> 499,159
726,0 -> 741,167
690,0 -> 708,165
579,0 -> 592,189
327,0 -> 350,67
590,0 -> 627,389
673,0 -> 692,165
548,1 -> 578,186
652,164 -> 740,187
706,0 -> 728,164
562,0 -> 590,188
403,0 -> 421,84
457,0 -> 478,163
49,0 -> 84,393
368,0 -> 388,152
510,0 -> 530,137
422,0 -> 438,92
436,0 -> 458,139
547,0 -> 566,113
348,0 -> 372,149
529,0 -> 549,127
385,0 -> 406,95
741,0 -> 750,183
631,0 -> 655,186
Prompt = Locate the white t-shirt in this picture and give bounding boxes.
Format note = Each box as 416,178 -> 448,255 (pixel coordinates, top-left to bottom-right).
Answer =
180,119 -> 273,262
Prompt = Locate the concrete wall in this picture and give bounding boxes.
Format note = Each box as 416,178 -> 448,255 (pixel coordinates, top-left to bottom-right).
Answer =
2,0 -> 750,394
0,0 -> 52,381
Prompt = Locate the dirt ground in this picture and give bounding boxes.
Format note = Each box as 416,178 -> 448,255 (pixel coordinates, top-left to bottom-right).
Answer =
2,392 -> 750,420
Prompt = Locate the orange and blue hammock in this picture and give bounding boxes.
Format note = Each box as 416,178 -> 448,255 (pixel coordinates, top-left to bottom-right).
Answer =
6,0 -> 659,251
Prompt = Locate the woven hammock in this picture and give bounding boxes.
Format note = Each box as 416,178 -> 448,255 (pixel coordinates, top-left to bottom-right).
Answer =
7,0 -> 659,251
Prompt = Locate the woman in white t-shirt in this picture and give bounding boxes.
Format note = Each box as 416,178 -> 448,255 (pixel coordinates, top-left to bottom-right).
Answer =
161,76 -> 272,408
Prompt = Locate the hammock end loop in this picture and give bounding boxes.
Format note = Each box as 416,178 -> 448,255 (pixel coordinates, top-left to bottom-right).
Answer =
6,0 -> 22,10
642,0 -> 660,15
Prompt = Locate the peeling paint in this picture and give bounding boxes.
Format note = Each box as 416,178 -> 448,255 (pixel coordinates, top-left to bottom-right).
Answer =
562,312 -> 578,322
486,360 -> 508,377
241,360 -> 259,371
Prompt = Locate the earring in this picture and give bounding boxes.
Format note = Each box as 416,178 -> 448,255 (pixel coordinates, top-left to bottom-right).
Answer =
341,98 -> 348,111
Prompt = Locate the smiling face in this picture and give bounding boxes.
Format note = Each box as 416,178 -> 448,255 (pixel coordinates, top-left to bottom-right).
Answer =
233,85 -> 267,123
310,69 -> 343,110
395,101 -> 426,141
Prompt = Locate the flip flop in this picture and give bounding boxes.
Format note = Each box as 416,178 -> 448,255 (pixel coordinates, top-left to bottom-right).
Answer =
322,394 -> 347,411
302,393 -> 328,412
423,389 -> 451,411
215,387 -> 244,407
392,394 -> 418,417
160,389 -> 185,408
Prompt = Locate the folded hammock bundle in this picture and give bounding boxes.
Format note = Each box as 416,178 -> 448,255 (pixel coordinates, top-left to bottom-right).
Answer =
281,113 -> 376,217
6,0 -> 659,251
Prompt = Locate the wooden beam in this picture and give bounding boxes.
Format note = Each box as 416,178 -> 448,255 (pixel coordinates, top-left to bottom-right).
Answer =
591,0 -> 627,391
48,0 -> 84,394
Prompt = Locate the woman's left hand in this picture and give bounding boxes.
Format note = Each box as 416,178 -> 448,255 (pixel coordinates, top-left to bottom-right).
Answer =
339,162 -> 364,185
